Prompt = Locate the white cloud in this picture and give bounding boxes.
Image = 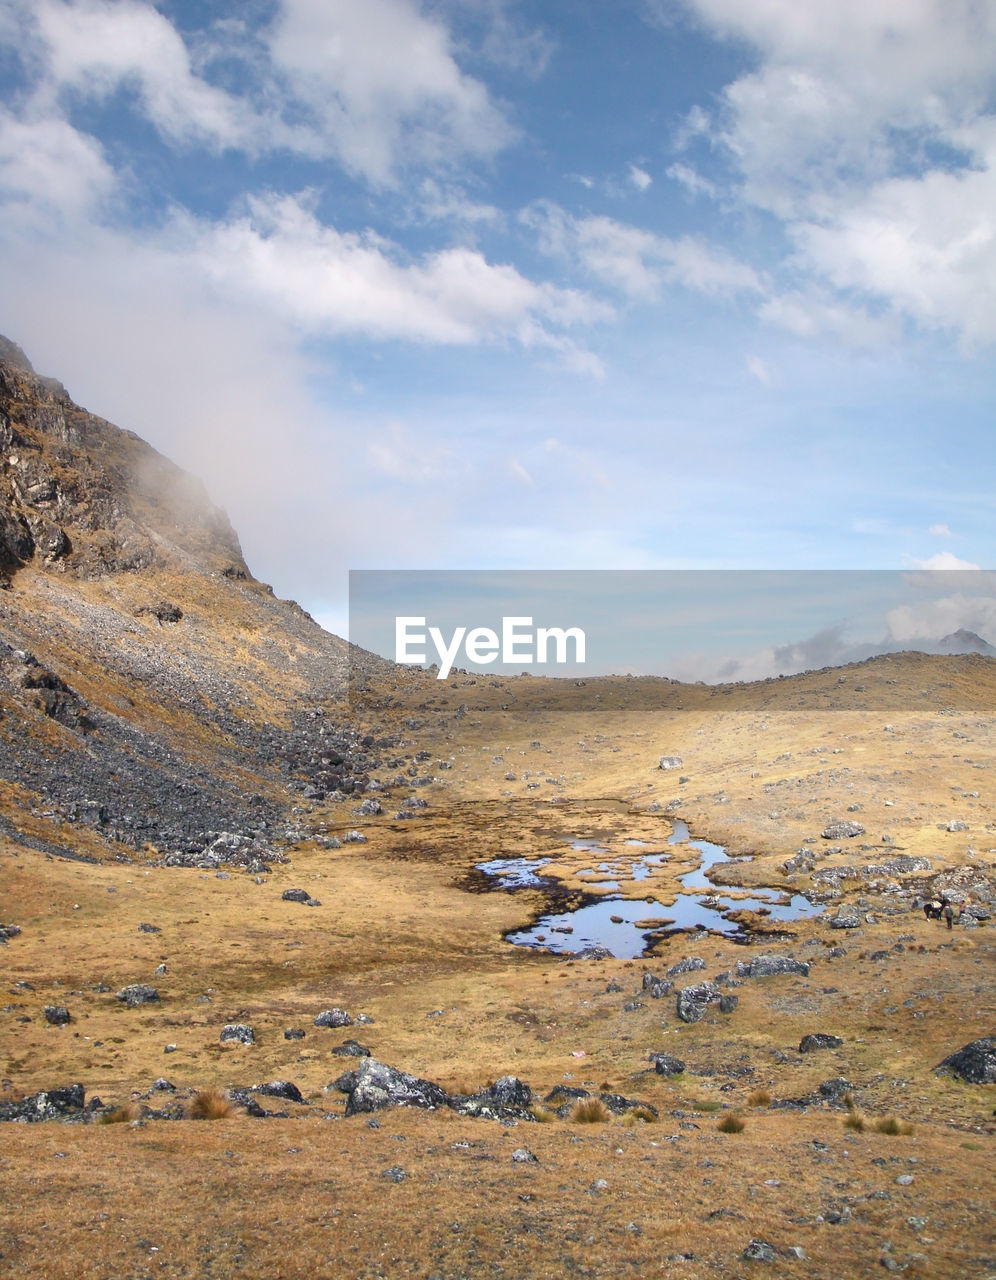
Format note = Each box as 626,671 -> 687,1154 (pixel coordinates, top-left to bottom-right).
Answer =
32,0 -> 252,150
522,201 -> 763,301
666,161 -> 717,199
675,0 -> 996,344
929,523 -> 953,537
0,111 -> 115,216
268,0 -> 513,184
908,552 -> 981,571
184,193 -> 608,352
746,355 -> 773,385
758,290 -> 898,347
628,163 -> 653,191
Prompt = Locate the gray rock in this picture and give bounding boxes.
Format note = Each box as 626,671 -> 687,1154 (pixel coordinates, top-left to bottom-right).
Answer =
667,956 -> 706,978
937,1037 -> 996,1084
253,1080 -> 304,1102
0,1084 -> 85,1123
735,955 -> 810,979
677,981 -> 722,1023
220,1023 -> 255,1045
829,905 -> 863,930
742,1239 -> 778,1262
281,888 -> 311,903
822,821 -> 865,839
800,1033 -> 844,1053
651,1053 -> 686,1076
284,1028 -> 306,1040
44,1005 -> 71,1026
137,922 -> 161,933
314,1008 -> 353,1028
818,1077 -> 851,1099
719,994 -> 739,1014
341,1058 -> 449,1115
382,1165 -> 406,1182
332,1039 -> 371,1057
658,755 -> 683,770
511,1148 -> 538,1163
116,984 -> 160,1006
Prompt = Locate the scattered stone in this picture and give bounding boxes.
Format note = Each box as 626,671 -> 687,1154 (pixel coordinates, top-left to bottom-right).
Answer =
43,1005 -> 71,1026
151,1078 -> 176,1092
818,1077 -> 851,1099
651,1053 -> 686,1076
742,1239 -> 778,1262
511,1148 -> 538,1163
137,922 -> 161,934
829,905 -> 863,930
284,1028 -> 306,1040
281,889 -> 312,903
116,984 -> 160,1007
822,821 -> 865,839
382,1165 -> 406,1183
736,955 -> 810,979
339,1058 -> 449,1116
800,1033 -> 844,1053
220,1023 -> 255,1045
314,1008 -> 353,1028
677,982 -> 722,1024
0,1084 -> 85,1123
253,1081 -> 304,1102
658,756 -> 683,770
937,1037 -> 996,1084
332,1039 -> 371,1058
667,956 -> 706,978
719,994 -> 739,1014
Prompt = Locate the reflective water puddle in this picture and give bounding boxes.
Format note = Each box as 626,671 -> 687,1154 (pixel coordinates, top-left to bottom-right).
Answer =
480,818 -> 823,959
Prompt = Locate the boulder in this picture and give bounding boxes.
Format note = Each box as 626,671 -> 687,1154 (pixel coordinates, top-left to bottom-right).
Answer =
43,1005 -> 71,1026
116,984 -> 160,1006
253,1080 -> 304,1102
799,1033 -> 844,1053
340,1058 -> 449,1116
735,955 -> 810,979
658,756 -> 683,770
667,956 -> 706,978
220,1023 -> 255,1045
677,981 -> 722,1023
937,1038 -> 996,1084
651,1053 -> 686,1076
822,821 -> 865,839
332,1039 -> 371,1058
314,1008 -> 353,1028
0,1084 -> 85,1123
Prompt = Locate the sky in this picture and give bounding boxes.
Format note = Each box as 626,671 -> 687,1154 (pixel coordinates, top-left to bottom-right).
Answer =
0,0 -> 993,646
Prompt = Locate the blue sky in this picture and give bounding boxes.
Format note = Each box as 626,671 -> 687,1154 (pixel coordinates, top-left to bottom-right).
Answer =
0,0 -> 993,641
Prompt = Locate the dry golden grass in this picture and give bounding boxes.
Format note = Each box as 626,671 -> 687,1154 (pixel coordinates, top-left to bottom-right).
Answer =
717,1113 -> 746,1133
875,1116 -> 914,1136
186,1090 -> 242,1121
0,649 -> 994,1278
569,1097 -> 612,1123
97,1102 -> 141,1125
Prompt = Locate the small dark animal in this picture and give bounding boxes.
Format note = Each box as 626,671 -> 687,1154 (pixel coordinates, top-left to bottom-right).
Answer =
923,900 -> 944,921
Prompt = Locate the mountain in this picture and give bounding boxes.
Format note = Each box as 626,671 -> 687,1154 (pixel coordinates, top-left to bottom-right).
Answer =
0,336 -> 392,865
932,628 -> 996,657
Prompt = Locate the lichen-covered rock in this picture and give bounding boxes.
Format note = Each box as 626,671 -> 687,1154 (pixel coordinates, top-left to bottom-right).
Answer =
340,1058 -> 449,1115
220,1023 -> 255,1045
0,1084 -> 85,1122
799,1033 -> 844,1053
667,956 -> 706,978
116,984 -> 160,1007
253,1080 -> 304,1102
314,1008 -> 353,1028
43,1005 -> 71,1026
651,1053 -> 686,1076
937,1038 -> 996,1084
735,955 -> 810,979
822,821 -> 865,839
658,755 -> 683,770
677,981 -> 722,1023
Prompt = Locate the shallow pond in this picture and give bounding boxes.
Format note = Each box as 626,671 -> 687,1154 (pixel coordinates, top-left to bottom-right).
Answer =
481,818 -> 823,959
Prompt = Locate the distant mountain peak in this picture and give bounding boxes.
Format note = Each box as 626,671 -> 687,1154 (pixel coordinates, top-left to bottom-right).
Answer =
934,629 -> 996,656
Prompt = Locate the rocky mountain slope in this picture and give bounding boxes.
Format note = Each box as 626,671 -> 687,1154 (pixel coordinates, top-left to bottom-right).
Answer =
0,337 -> 394,865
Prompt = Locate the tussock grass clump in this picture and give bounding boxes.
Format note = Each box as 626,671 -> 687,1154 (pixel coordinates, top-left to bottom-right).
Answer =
529,1105 -> 556,1123
747,1089 -> 771,1108
622,1106 -> 658,1126
717,1113 -> 746,1134
875,1116 -> 914,1136
99,1103 -> 141,1125
690,1099 -> 721,1113
569,1097 -> 611,1124
186,1090 -> 241,1121
844,1112 -> 866,1133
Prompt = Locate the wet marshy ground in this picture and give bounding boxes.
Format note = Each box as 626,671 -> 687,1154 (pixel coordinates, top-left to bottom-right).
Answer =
479,819 -> 823,958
